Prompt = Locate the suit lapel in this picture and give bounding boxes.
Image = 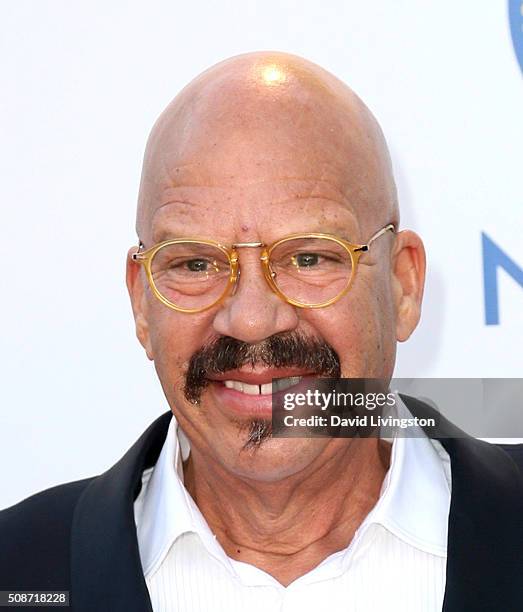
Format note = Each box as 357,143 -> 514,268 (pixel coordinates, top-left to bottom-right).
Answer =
70,412 -> 172,612
403,395 -> 523,612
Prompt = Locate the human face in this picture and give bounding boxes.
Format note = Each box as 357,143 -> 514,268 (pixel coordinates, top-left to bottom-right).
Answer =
127,152 -> 399,481
126,58 -> 424,482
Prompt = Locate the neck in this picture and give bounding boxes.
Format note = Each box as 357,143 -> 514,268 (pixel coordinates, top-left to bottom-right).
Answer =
183,438 -> 391,586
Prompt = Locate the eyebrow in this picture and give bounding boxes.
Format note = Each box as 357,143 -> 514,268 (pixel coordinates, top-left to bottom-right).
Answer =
152,229 -> 189,243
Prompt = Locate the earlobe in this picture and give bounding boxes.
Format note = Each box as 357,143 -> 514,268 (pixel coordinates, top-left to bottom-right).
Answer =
392,230 -> 426,342
126,248 -> 154,360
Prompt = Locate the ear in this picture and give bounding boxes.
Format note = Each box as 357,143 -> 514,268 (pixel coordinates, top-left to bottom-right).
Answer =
126,248 -> 154,360
391,230 -> 426,342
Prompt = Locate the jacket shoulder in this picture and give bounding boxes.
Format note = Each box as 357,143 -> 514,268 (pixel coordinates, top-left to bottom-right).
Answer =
0,477 -> 95,590
496,443 -> 523,474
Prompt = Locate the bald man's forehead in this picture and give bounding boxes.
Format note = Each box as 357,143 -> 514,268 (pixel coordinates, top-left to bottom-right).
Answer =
137,53 -> 398,238
139,150 -> 359,246
139,128 -> 384,239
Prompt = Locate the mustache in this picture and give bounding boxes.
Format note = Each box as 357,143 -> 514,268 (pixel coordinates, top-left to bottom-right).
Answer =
183,331 -> 341,450
184,331 -> 341,405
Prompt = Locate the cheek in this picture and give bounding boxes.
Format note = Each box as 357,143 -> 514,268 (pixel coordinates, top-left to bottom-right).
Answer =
304,277 -> 396,378
147,302 -> 215,393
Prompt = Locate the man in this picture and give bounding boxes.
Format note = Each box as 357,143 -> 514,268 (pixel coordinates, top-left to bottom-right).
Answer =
1,52 -> 522,611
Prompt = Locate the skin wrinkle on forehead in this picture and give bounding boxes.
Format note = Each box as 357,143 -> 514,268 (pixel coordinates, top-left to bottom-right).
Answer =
155,164 -> 359,217
136,52 -> 399,243
157,178 -> 355,211
150,198 -> 363,247
140,156 -> 388,244
149,178 -> 365,246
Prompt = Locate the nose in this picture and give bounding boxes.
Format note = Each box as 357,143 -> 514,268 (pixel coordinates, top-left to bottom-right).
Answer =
212,254 -> 299,343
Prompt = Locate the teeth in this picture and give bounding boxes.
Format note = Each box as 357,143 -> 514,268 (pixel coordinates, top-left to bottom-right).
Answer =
224,380 -> 243,392
260,383 -> 272,395
223,376 -> 302,395
274,376 -> 302,392
242,383 -> 260,395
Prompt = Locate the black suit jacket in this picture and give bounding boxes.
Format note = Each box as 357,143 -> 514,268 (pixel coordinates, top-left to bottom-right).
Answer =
1,396 -> 523,611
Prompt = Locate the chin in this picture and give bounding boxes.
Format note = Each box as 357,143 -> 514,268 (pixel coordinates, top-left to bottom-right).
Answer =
223,436 -> 331,483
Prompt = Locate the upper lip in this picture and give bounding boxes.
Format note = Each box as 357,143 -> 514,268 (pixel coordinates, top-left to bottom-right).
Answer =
206,368 -> 316,385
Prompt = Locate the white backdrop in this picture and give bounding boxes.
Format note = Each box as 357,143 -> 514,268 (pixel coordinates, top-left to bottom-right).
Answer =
1,1 -> 522,509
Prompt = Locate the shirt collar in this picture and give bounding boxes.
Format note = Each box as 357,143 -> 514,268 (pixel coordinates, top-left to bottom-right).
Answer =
363,395 -> 451,557
136,395 -> 450,576
136,416 -> 233,577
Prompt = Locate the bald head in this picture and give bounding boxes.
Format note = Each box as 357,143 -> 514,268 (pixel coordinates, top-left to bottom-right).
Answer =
136,51 -> 398,242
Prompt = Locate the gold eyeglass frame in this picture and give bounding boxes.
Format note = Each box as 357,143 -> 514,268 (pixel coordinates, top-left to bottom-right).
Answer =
131,224 -> 395,313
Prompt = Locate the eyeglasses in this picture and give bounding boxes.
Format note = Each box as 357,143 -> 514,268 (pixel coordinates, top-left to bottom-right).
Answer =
131,224 -> 395,313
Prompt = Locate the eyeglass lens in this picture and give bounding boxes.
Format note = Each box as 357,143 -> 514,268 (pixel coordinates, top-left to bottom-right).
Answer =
269,237 -> 353,306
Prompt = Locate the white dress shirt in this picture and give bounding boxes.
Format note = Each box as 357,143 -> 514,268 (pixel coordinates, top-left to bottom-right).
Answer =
134,397 -> 451,611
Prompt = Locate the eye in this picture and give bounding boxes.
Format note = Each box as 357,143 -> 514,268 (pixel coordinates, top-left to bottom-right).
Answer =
293,253 -> 319,268
186,258 -> 211,272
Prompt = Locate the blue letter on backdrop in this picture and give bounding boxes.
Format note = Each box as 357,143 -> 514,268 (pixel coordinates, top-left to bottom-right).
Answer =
509,0 -> 523,75
482,233 -> 523,325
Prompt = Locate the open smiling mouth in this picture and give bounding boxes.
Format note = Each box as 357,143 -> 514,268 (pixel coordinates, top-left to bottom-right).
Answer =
205,372 -> 316,419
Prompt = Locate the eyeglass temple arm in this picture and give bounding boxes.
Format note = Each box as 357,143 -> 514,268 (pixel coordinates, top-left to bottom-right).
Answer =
354,223 -> 395,252
131,241 -> 146,261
